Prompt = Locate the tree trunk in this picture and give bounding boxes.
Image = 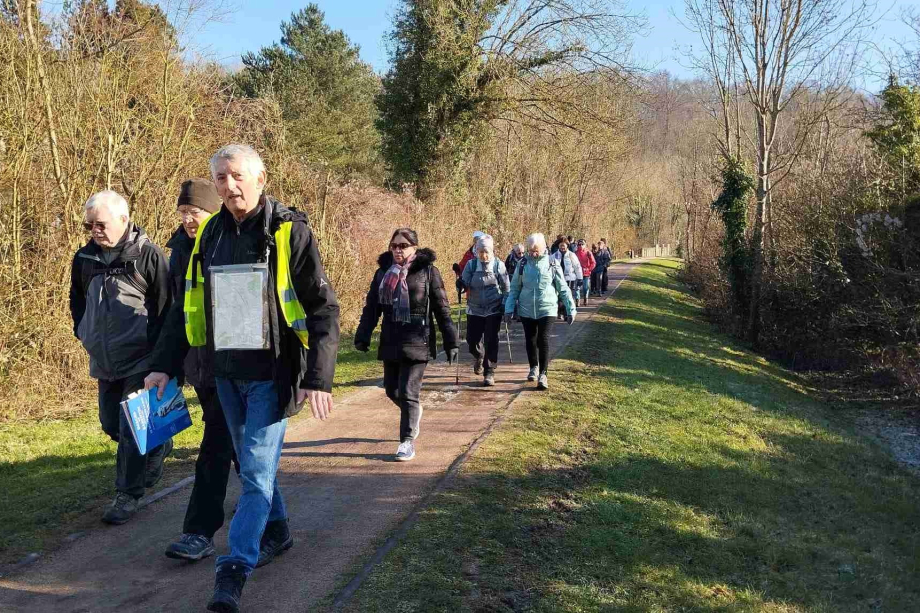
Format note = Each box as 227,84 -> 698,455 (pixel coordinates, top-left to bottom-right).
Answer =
748,113 -> 770,347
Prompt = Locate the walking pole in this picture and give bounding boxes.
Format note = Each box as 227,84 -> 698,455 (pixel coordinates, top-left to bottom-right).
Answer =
503,318 -> 513,363
455,290 -> 463,385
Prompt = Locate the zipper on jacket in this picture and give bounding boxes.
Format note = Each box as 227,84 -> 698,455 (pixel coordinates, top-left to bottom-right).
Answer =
100,277 -> 112,377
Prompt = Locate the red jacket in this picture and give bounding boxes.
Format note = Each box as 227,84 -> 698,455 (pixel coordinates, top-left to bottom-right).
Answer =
575,248 -> 595,276
455,248 -> 475,277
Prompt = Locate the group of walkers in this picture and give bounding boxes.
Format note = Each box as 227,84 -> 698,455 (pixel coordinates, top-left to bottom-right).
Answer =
68,143 -> 612,612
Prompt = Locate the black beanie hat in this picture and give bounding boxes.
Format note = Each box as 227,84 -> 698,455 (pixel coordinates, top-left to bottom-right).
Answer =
177,178 -> 222,213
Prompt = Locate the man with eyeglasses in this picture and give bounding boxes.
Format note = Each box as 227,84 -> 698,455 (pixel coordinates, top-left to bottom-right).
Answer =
68,190 -> 172,525
161,178 -> 240,564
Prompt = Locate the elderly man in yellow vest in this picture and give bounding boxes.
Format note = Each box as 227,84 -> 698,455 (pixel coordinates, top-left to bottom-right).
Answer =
146,144 -> 340,613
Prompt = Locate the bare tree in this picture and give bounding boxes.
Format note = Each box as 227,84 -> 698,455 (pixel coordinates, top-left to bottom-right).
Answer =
684,0 -> 876,345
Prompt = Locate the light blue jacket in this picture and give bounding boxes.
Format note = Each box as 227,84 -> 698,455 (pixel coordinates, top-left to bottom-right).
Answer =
505,253 -> 577,319
461,257 -> 510,317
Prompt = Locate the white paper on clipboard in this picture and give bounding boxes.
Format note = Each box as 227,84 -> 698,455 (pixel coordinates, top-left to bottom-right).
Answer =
210,263 -> 270,350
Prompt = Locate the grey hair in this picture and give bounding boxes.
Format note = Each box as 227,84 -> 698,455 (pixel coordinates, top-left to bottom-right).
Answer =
475,234 -> 494,255
514,242 -> 525,251
85,190 -> 129,218
209,144 -> 266,179
525,233 -> 547,253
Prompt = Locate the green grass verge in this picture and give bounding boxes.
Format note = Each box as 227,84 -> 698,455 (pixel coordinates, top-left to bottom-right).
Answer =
0,339 -> 380,564
340,259 -> 920,613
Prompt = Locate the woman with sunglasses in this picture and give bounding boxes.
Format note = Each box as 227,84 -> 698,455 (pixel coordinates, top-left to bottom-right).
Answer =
355,228 -> 459,461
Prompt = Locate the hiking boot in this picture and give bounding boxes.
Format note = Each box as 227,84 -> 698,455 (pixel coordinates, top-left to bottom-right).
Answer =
537,373 -> 549,390
256,519 -> 294,568
207,563 -> 247,613
483,372 -> 495,386
145,438 -> 173,489
473,356 -> 483,375
395,440 -> 416,462
165,533 -> 215,561
102,492 -> 139,525
527,366 -> 538,381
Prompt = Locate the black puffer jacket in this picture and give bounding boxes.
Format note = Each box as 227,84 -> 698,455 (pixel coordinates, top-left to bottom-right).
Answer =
355,248 -> 458,362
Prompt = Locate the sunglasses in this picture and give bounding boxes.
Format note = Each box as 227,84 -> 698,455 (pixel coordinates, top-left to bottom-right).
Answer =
82,221 -> 108,232
389,242 -> 414,251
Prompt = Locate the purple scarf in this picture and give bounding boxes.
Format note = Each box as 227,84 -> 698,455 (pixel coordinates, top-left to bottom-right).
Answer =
379,253 -> 417,323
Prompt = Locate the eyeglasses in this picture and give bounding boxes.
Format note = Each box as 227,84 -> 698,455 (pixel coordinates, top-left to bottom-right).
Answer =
389,242 -> 413,251
82,221 -> 107,232
178,206 -> 206,220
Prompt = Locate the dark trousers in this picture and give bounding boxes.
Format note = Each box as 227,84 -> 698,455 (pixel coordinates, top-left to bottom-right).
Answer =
520,316 -> 554,374
98,372 -> 164,499
559,281 -> 579,316
590,268 -> 602,294
383,359 -> 428,442
601,266 -> 609,292
466,313 -> 503,374
183,385 -> 239,538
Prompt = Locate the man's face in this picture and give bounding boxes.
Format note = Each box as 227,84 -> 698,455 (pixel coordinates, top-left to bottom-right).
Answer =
178,205 -> 211,239
514,245 -> 524,256
84,205 -> 128,249
559,243 -> 568,253
529,243 -> 544,257
213,157 -> 265,218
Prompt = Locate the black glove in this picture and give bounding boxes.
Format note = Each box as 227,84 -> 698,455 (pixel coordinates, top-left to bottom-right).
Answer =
447,348 -> 459,365
565,313 -> 575,325
503,312 -> 513,324
354,341 -> 370,352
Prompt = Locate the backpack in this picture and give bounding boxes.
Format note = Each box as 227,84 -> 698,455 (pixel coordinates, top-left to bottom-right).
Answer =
79,235 -> 151,297
472,258 -> 501,276
516,255 -> 559,278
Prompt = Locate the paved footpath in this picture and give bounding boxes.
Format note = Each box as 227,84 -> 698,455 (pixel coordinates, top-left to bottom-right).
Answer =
0,262 -> 639,613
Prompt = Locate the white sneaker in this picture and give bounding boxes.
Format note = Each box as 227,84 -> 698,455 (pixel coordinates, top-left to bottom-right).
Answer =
537,373 -> 548,390
396,440 -> 416,461
527,366 -> 538,381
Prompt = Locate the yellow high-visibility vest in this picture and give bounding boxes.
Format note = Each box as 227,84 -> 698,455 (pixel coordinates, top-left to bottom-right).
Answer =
184,216 -> 310,349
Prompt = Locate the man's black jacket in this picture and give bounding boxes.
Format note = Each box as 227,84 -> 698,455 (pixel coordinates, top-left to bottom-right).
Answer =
152,196 -> 340,421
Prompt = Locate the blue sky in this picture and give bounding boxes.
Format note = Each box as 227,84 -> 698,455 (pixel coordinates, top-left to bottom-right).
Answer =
93,0 -> 917,90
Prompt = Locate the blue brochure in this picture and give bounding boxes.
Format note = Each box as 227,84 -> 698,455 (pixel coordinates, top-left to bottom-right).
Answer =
120,378 -> 192,455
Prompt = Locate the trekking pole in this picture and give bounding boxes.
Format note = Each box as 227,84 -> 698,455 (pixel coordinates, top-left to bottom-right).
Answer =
503,318 -> 513,363
455,291 -> 463,385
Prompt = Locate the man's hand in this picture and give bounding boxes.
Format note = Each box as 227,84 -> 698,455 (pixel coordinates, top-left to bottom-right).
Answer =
144,371 -> 170,400
354,341 -> 370,352
447,348 -> 459,365
565,313 -> 576,325
503,312 -> 513,324
298,388 -> 333,421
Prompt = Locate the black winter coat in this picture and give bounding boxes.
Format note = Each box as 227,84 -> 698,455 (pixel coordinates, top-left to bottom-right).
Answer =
355,248 -> 458,362
151,196 -> 340,422
165,226 -> 213,389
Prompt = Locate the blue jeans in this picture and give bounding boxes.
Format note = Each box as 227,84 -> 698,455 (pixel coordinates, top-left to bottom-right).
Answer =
580,277 -> 590,300
215,378 -> 288,572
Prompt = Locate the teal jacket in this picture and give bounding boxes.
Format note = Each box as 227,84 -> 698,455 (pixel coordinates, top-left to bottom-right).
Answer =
504,253 -> 577,319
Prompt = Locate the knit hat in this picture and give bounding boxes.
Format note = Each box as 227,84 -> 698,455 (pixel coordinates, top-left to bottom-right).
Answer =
177,178 -> 221,213
472,230 -> 485,240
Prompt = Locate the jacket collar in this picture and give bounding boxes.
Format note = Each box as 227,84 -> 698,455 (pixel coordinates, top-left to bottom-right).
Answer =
81,222 -> 147,258
377,247 -> 437,274
166,225 -> 192,250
